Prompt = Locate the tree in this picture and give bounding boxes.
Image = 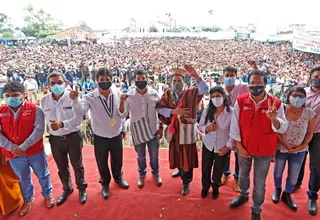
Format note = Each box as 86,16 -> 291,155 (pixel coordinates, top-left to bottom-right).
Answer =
0,13 -> 9,29
78,21 -> 93,32
22,4 -> 59,37
202,26 -> 222,32
2,31 -> 13,38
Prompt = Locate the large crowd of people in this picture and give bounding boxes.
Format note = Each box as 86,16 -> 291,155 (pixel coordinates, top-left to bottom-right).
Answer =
0,38 -> 320,220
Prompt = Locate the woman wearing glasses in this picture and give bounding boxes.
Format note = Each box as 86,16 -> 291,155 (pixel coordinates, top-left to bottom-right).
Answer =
272,86 -> 315,211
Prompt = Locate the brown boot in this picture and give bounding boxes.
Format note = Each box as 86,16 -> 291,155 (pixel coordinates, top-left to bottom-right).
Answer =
221,174 -> 230,185
45,194 -> 56,208
19,199 -> 35,216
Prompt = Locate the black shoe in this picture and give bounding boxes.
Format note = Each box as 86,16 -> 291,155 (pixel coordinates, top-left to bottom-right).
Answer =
212,188 -> 219,199
153,175 -> 163,186
272,188 -> 282,204
281,192 -> 297,211
251,212 -> 261,220
56,189 -> 74,206
115,178 -> 129,189
79,190 -> 88,205
181,184 -> 190,196
172,169 -> 180,178
201,189 -> 208,198
230,195 -> 249,208
138,176 -> 145,188
101,186 -> 110,200
308,199 -> 318,216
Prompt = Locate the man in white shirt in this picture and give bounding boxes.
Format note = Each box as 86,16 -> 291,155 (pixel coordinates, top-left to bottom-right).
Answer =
23,76 -> 38,103
41,73 -> 88,206
119,70 -> 163,188
0,73 -> 8,99
80,68 -> 129,200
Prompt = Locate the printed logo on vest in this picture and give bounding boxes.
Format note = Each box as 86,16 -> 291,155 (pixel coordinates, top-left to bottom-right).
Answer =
243,106 -> 251,111
0,113 -> 10,117
22,110 -> 32,116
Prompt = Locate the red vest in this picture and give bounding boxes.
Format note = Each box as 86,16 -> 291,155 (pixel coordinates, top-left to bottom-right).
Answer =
0,102 -> 44,159
238,94 -> 281,156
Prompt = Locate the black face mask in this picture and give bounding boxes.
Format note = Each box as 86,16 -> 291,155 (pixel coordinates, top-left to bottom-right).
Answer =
135,81 -> 148,89
98,82 -> 112,90
311,78 -> 320,89
249,86 -> 265,96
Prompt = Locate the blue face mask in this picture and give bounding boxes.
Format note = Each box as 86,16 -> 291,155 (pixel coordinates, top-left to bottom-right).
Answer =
6,97 -> 22,107
289,96 -> 305,108
51,84 -> 65,95
224,77 -> 236,86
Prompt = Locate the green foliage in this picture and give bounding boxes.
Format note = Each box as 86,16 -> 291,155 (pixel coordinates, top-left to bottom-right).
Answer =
0,13 -> 9,29
167,28 -> 182,33
1,31 -> 13,38
22,4 -> 59,37
36,29 -> 56,38
201,27 -> 222,32
78,21 -> 93,32
0,28 -> 13,33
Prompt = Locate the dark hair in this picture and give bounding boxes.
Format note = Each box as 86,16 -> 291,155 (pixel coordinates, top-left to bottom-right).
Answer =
134,69 -> 148,79
47,72 -> 66,84
96,68 -> 113,81
205,86 -> 231,124
248,70 -> 267,85
310,66 -> 320,76
223,66 -> 237,75
3,82 -> 25,93
286,86 -> 307,107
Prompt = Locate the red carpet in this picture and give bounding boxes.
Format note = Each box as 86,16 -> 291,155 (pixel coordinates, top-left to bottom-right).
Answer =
3,147 -> 316,220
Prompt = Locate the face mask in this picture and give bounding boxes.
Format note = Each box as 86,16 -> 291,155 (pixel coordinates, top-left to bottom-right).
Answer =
99,82 -> 112,90
6,97 -> 22,107
289,96 -> 305,108
51,84 -> 65,95
135,81 -> 148,89
311,78 -> 320,89
249,86 -> 265,96
172,82 -> 184,92
211,97 -> 224,107
224,77 -> 236,86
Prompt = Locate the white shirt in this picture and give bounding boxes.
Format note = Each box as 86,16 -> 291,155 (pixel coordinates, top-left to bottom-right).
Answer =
119,88 -> 160,135
230,94 -> 288,142
41,91 -> 83,136
199,107 -> 234,152
24,79 -> 38,91
226,83 -> 250,107
80,88 -> 126,138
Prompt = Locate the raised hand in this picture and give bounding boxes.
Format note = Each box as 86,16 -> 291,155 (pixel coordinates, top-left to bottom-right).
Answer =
266,99 -> 277,121
70,91 -> 79,100
184,64 -> 199,78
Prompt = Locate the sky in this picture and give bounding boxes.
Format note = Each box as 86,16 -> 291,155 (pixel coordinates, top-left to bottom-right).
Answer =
1,0 -> 319,31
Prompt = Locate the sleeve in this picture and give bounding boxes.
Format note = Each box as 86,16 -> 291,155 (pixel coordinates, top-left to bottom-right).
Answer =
62,99 -> 83,129
19,106 -> 45,151
156,108 -> 172,118
271,103 -> 288,134
229,101 -> 241,142
198,108 -> 208,134
307,108 -> 316,118
121,118 -> 127,132
197,79 -> 209,96
118,100 -> 129,118
0,131 -> 16,151
80,94 -> 91,116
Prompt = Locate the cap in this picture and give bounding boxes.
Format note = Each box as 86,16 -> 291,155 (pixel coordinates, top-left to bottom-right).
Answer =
169,68 -> 186,76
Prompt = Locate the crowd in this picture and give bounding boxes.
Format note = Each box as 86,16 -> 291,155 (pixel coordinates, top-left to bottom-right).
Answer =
0,38 -> 320,220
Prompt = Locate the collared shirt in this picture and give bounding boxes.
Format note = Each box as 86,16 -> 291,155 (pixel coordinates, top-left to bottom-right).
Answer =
227,83 -> 250,107
157,79 -> 208,117
305,87 -> 320,133
41,91 -> 83,136
230,93 -> 288,142
199,107 -> 234,152
80,88 -> 126,138
0,103 -> 45,151
119,88 -> 160,135
23,79 -> 38,91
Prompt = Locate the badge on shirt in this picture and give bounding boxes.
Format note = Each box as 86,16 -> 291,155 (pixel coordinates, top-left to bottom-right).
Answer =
0,113 -> 10,117
63,106 -> 72,110
22,110 -> 32,116
243,106 -> 251,111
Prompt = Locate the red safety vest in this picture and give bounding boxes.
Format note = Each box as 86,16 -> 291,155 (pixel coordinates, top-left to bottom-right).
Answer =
0,102 -> 44,159
238,94 -> 281,156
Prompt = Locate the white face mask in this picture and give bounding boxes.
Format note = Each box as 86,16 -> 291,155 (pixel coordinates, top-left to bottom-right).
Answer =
211,97 -> 224,107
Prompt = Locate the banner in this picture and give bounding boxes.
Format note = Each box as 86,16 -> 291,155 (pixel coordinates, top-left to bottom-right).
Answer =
293,31 -> 320,54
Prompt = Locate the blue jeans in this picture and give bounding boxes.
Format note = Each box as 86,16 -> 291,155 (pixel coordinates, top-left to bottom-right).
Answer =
224,151 -> 239,180
273,150 -> 306,193
9,150 -> 53,202
134,137 -> 159,177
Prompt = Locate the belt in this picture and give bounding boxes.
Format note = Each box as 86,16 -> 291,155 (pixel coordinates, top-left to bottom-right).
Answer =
48,131 -> 79,139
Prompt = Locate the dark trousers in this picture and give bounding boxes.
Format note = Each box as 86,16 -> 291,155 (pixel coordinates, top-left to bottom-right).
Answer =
308,134 -> 320,200
94,134 -> 123,188
202,145 -> 229,190
178,168 -> 193,185
49,130 -> 87,191
296,152 -> 308,186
